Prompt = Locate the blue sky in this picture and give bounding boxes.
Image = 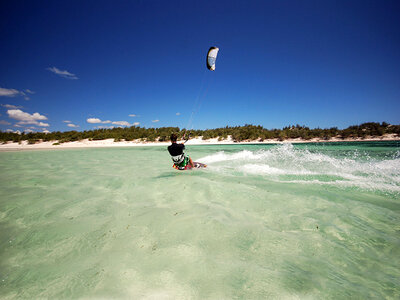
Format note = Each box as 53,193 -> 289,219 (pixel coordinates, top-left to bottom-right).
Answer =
1,0 -> 399,133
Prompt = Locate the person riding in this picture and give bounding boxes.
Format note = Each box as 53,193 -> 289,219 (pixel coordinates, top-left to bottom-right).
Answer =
168,133 -> 195,170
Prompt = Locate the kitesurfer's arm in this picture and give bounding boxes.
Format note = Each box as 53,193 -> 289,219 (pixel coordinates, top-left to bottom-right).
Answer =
188,156 -> 194,167
182,131 -> 190,144
178,143 -> 193,167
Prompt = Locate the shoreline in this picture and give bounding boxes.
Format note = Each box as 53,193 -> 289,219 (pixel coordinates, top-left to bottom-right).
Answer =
0,134 -> 398,151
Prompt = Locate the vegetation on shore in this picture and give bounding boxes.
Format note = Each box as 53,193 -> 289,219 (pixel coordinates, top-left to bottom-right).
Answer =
1,122 -> 399,144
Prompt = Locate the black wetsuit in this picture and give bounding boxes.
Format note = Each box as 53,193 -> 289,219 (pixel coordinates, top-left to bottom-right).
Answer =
167,143 -> 185,156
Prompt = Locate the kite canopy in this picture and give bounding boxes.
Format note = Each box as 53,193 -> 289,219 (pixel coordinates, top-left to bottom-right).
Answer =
206,47 -> 219,71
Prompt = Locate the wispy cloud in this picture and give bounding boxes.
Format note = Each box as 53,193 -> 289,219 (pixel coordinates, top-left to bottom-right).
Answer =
95,125 -> 114,129
20,91 -> 31,100
112,121 -> 130,126
87,117 -> 132,127
152,119 -> 160,123
176,112 -> 181,116
0,87 -> 33,100
0,120 -> 11,125
25,89 -> 35,94
7,109 -> 49,127
129,114 -> 139,117
64,120 -> 79,127
6,129 -> 21,134
47,67 -> 78,80
1,104 -> 22,109
133,122 -> 139,126
0,87 -> 22,97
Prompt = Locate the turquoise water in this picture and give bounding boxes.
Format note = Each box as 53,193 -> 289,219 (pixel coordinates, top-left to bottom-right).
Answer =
1,141 -> 399,299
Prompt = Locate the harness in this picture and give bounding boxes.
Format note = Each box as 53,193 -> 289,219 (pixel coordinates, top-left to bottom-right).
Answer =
171,153 -> 185,165
171,153 -> 190,170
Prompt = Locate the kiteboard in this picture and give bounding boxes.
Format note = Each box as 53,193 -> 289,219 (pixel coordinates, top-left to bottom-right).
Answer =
193,162 -> 207,169
172,162 -> 207,171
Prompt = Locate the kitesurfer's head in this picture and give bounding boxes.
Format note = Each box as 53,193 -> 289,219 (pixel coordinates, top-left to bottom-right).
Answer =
170,134 -> 178,143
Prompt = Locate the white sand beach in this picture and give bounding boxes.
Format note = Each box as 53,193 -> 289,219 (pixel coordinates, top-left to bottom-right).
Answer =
0,134 -> 398,151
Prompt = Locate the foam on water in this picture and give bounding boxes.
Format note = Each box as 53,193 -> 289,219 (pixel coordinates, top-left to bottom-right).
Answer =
200,143 -> 400,194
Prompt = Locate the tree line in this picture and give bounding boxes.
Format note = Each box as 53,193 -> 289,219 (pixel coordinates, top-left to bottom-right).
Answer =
1,122 -> 399,144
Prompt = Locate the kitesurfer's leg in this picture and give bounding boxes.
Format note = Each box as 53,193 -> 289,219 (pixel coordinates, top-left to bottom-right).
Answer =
189,157 -> 195,167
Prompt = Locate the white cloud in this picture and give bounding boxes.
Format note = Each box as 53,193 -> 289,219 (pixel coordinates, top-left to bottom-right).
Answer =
7,109 -> 49,127
176,112 -> 181,116
133,122 -> 140,126
87,117 -> 131,126
152,119 -> 160,123
87,118 -> 102,123
129,114 -> 137,117
7,109 -> 47,121
63,120 -> 71,123
87,118 -> 111,124
112,121 -> 130,126
25,89 -> 35,94
95,125 -> 114,129
67,123 -> 79,128
0,88 -> 32,100
47,67 -> 78,80
1,104 -> 22,109
0,87 -> 21,97
0,120 -> 11,125
22,127 -> 50,133
6,129 -> 21,134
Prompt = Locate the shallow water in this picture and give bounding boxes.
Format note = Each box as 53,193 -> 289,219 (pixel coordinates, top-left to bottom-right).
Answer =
0,141 -> 399,299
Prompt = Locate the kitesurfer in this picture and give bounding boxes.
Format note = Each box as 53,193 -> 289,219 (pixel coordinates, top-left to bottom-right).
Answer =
168,133 -> 195,170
